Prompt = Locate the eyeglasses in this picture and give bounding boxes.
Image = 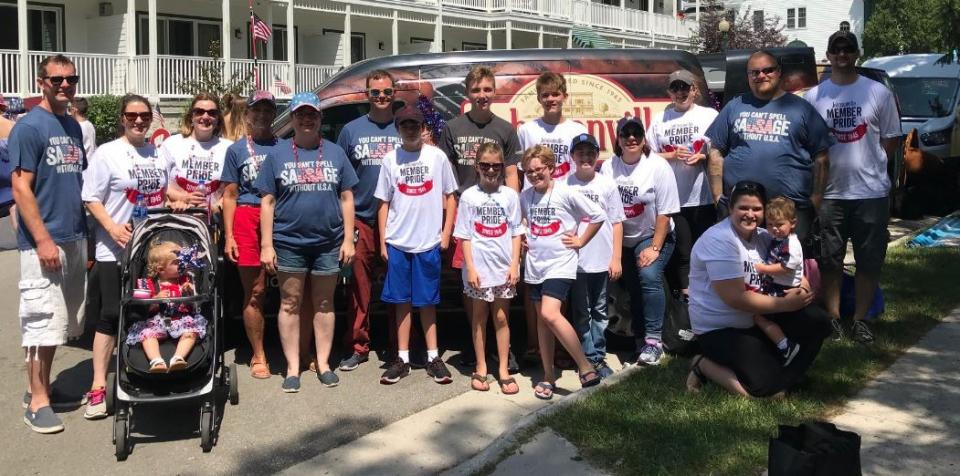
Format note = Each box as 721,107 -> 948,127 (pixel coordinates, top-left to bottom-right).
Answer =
830,45 -> 858,55
477,162 -> 504,171
668,82 -> 691,93
368,88 -> 394,98
192,108 -> 220,118
122,112 -> 153,122
524,166 -> 549,176
43,75 -> 80,86
748,67 -> 780,78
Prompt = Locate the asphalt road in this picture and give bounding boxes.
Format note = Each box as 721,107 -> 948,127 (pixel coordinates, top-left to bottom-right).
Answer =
0,214 -> 476,474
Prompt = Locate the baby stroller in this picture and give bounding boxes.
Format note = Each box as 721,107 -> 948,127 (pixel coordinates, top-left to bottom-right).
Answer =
105,209 -> 238,460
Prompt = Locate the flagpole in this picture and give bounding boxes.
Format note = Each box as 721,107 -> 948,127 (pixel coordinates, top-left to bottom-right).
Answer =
249,0 -> 259,90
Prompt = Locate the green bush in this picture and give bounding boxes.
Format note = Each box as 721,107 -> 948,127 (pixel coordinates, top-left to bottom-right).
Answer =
86,94 -> 122,145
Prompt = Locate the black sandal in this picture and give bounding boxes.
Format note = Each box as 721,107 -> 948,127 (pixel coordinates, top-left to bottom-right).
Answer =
686,355 -> 706,392
579,369 -> 601,388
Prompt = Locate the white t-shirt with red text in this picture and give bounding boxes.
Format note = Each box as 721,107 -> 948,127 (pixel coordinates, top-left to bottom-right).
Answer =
599,154 -> 680,248
159,134 -> 232,197
517,118 -> 588,187
646,104 -> 719,207
565,173 -> 626,274
453,185 -> 524,288
520,182 -> 605,284
375,144 -> 458,253
82,139 -> 168,261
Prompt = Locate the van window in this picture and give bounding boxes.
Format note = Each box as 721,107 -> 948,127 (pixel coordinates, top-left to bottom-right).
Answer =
889,78 -> 958,118
317,103 -> 370,142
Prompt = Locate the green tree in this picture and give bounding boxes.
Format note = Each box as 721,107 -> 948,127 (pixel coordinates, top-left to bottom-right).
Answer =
177,39 -> 254,98
85,95 -> 121,145
692,0 -> 785,54
863,0 -> 951,58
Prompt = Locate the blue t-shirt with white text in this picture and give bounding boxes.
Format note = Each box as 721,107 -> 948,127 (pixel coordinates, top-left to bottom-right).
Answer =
9,107 -> 87,250
221,137 -> 278,205
254,138 -> 359,248
705,93 -> 833,206
336,116 -> 401,222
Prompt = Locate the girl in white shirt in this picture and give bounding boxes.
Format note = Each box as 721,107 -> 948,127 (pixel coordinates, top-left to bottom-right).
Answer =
161,93 -> 232,211
520,145 -> 605,399
454,143 -> 523,394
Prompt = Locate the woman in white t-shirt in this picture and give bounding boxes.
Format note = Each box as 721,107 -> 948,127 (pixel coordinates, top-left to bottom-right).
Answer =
646,69 -> 719,300
80,94 -> 168,419
599,117 -> 680,367
686,181 -> 831,398
161,93 -> 232,210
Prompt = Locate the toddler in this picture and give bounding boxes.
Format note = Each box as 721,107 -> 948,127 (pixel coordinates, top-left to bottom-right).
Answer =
754,197 -> 804,366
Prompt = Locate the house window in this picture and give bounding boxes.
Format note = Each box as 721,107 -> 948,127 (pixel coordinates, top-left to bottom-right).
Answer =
324,29 -> 366,63
786,7 -> 806,29
753,10 -> 764,30
248,24 -> 294,61
0,2 -> 65,51
137,13 -> 222,56
462,41 -> 486,51
798,8 -> 806,28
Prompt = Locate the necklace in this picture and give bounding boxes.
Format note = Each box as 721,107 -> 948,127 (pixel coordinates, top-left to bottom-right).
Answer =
291,136 -> 326,183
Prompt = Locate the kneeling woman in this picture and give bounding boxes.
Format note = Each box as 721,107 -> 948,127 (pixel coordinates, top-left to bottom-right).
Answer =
256,92 -> 358,393
687,181 -> 831,397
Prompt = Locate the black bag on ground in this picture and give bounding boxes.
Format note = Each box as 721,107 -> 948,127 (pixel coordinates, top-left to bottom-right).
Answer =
661,287 -> 699,356
768,421 -> 861,476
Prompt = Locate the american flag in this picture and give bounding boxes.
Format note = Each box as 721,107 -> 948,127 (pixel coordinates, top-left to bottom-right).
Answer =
273,74 -> 292,94
251,14 -> 272,42
152,104 -> 165,127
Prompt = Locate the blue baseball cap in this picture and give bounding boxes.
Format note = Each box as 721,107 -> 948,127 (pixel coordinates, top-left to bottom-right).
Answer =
570,133 -> 600,152
289,92 -> 321,112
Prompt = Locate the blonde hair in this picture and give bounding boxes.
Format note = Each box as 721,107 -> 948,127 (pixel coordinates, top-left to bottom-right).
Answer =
521,144 -> 556,171
476,142 -> 504,163
765,196 -> 797,223
465,66 -> 496,90
147,241 -> 181,278
535,72 -> 567,96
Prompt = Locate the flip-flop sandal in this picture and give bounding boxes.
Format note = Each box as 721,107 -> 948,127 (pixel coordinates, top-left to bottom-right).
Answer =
471,373 -> 490,392
168,355 -> 188,372
687,355 -> 707,393
579,370 -> 601,388
148,358 -> 168,373
534,381 -> 554,400
250,360 -> 271,379
498,377 -> 520,395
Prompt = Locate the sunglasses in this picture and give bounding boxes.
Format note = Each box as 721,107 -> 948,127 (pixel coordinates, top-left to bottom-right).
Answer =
44,75 -> 80,86
830,45 -> 858,55
477,162 -> 504,171
748,66 -> 780,78
122,112 -> 153,122
619,130 -> 644,140
668,82 -> 691,93
192,108 -> 220,118
368,88 -> 394,98
730,181 -> 767,196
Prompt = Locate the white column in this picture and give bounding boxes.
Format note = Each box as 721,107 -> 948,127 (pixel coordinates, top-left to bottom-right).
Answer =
17,0 -> 28,97
486,24 -> 493,50
621,0 -> 627,32
343,5 -> 352,66
672,0 -> 677,17
647,0 -> 654,37
287,0 -> 295,91
622,38 -> 626,49
222,0 -> 231,83
695,0 -> 700,22
567,29 -> 573,49
538,25 -> 544,49
148,0 -> 158,101
392,10 -> 399,56
266,5 -> 274,61
505,20 -> 512,50
126,0 -> 136,92
434,9 -> 443,53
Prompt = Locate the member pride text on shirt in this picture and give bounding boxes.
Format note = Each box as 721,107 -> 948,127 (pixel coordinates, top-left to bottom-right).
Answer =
826,101 -> 866,143
733,112 -> 791,143
182,156 -> 221,182
281,160 -> 340,192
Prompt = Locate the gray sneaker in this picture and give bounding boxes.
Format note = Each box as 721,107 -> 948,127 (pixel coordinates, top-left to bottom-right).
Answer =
637,343 -> 664,366
24,406 -> 64,434
318,370 -> 340,387
338,353 -> 368,372
281,376 -> 301,393
851,320 -> 875,344
830,319 -> 845,341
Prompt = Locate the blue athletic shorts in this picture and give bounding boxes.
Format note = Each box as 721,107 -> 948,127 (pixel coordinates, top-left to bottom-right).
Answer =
381,244 -> 441,307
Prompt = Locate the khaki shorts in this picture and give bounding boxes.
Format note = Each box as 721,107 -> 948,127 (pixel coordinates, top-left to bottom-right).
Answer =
19,240 -> 87,348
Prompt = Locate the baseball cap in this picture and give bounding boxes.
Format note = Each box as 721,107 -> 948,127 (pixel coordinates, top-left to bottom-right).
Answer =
667,70 -> 697,87
289,92 -> 321,112
570,133 -> 600,152
616,116 -> 645,137
394,104 -> 425,126
247,90 -> 276,107
827,31 -> 859,53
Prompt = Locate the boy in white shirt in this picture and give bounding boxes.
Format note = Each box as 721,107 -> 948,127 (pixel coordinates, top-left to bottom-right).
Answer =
517,72 -> 588,186
375,104 -> 458,385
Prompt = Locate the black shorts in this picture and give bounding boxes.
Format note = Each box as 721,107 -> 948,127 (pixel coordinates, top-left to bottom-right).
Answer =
86,260 -> 122,336
819,197 -> 889,274
528,278 -> 574,302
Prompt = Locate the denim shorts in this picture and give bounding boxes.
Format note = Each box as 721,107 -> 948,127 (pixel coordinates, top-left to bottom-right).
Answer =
275,243 -> 341,276
528,278 -> 574,302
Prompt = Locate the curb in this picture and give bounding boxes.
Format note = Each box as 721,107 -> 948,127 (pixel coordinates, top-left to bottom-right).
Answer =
442,363 -> 646,476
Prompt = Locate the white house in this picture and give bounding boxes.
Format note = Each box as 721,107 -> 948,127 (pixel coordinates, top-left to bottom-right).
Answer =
0,0 -> 697,102
737,0 -> 865,60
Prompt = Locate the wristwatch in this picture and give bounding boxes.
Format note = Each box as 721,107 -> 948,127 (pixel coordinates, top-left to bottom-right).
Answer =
652,244 -> 661,252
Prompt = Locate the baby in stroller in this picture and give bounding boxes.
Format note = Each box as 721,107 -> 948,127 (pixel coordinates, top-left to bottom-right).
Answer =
126,240 -> 208,373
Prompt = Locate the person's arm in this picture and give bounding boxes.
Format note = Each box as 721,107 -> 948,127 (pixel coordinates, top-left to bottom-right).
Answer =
508,234 -> 522,285
440,193 -> 456,251
810,150 -> 829,210
461,239 -> 480,289
754,261 -> 793,277
222,183 -> 240,263
504,165 -> 520,192
85,200 -> 132,248
12,169 -> 60,270
638,214 -> 671,268
339,189 -> 356,266
609,222 -> 623,280
564,221 -> 602,250
712,277 -> 813,314
378,200 -> 389,262
707,149 -> 724,204
259,193 -> 277,275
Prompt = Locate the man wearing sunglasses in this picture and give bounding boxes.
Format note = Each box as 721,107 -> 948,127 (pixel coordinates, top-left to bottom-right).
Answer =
336,69 -> 404,372
9,54 -> 88,434
804,31 -> 901,344
705,50 -> 833,253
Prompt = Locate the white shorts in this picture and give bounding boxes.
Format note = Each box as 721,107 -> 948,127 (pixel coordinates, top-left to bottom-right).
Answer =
19,240 -> 88,348
464,283 -> 516,303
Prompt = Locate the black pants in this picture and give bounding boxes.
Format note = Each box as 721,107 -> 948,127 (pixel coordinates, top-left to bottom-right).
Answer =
86,260 -> 122,336
697,305 -> 833,397
666,204 -> 716,292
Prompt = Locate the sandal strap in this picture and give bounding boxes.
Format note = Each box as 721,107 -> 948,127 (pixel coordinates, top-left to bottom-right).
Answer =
149,358 -> 166,367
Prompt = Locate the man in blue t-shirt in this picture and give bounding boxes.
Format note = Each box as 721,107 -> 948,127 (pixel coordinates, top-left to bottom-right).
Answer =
335,69 -> 402,371
10,54 -> 89,434
706,50 -> 833,247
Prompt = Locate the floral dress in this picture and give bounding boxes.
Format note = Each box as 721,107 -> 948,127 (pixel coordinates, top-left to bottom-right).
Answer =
125,276 -> 208,345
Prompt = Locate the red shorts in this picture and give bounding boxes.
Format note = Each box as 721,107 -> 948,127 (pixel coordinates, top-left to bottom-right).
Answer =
233,205 -> 262,267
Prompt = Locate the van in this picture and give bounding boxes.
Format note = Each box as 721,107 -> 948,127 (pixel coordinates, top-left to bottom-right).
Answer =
862,54 -> 960,160
697,47 -> 820,107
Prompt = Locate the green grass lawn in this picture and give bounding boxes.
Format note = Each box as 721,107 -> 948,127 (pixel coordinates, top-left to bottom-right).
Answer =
547,246 -> 960,476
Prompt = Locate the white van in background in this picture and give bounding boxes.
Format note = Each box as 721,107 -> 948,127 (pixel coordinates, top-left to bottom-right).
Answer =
863,54 -> 960,160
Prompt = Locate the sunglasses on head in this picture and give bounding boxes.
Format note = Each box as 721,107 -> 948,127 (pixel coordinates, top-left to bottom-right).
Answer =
44,75 -> 80,86
730,181 -> 767,196
368,88 -> 394,98
477,162 -> 503,171
748,66 -> 780,79
192,108 -> 220,118
122,112 -> 153,122
668,82 -> 691,93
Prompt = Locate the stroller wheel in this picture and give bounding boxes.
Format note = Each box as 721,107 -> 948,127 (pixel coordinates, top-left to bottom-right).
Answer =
200,404 -> 215,452
114,411 -> 129,461
105,372 -> 116,416
228,363 -> 239,405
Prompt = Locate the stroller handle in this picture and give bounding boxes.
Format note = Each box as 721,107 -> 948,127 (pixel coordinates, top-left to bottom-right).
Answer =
146,207 -> 210,215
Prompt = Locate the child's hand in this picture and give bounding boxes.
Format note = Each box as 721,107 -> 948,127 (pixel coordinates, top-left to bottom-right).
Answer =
440,234 -> 451,252
561,232 -> 583,250
182,282 -> 194,295
155,289 -> 171,298
466,269 -> 481,290
380,243 -> 389,263
507,265 -> 520,286
609,259 -> 622,281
